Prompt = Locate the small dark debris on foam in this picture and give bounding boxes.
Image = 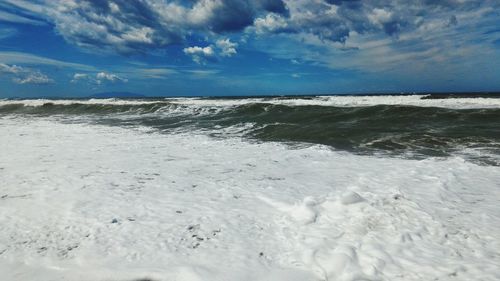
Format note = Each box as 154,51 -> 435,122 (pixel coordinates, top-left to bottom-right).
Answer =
111,218 -> 119,224
192,234 -> 204,241
37,247 -> 48,253
187,224 -> 199,231
183,225 -> 222,249
1,194 -> 31,199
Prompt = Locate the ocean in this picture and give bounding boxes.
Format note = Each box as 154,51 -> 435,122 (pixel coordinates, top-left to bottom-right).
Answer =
1,94 -> 499,280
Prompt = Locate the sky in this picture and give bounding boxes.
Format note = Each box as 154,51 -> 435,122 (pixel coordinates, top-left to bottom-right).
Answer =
0,0 -> 499,97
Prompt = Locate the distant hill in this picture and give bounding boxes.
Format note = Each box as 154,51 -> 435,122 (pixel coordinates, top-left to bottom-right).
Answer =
88,92 -> 146,99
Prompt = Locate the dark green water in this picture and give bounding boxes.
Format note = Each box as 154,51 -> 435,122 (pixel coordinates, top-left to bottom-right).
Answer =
1,98 -> 499,165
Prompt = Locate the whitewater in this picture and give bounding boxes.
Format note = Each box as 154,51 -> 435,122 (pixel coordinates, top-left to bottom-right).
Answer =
1,95 -> 499,281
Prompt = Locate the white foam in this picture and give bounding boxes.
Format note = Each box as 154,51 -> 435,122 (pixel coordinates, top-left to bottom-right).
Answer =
1,94 -> 500,109
0,116 -> 499,280
168,95 -> 500,109
340,191 -> 365,205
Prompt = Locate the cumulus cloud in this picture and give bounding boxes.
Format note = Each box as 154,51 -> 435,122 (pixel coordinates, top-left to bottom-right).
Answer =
183,45 -> 215,64
0,63 -> 53,85
253,13 -> 289,34
216,38 -> 238,57
184,38 -> 238,63
71,72 -> 127,85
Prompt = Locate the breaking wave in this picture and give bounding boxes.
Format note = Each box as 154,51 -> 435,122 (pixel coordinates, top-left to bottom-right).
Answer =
1,95 -> 499,165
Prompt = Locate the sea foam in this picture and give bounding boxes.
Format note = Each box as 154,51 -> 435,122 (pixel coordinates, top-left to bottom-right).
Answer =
0,116 -> 499,280
2,94 -> 500,109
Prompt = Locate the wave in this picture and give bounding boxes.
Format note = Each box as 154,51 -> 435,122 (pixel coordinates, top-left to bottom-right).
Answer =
1,97 -> 499,165
2,94 -> 500,109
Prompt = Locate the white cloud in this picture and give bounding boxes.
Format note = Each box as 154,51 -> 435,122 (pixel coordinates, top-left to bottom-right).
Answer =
96,72 -> 127,84
186,69 -> 220,76
134,68 -> 178,79
216,38 -> 238,57
70,73 -> 89,83
0,63 -> 24,74
183,45 -> 215,64
0,63 -> 53,85
187,0 -> 224,27
0,10 -> 45,25
183,46 -> 215,56
183,39 -> 238,63
13,72 -> 53,84
0,51 -> 96,71
71,72 -> 127,85
368,8 -> 393,26
253,13 -> 288,34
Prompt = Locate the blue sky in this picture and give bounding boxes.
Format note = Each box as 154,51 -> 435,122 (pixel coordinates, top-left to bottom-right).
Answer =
0,0 -> 499,97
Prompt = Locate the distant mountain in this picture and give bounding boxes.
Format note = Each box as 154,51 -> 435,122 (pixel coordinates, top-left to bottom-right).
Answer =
88,92 -> 146,99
